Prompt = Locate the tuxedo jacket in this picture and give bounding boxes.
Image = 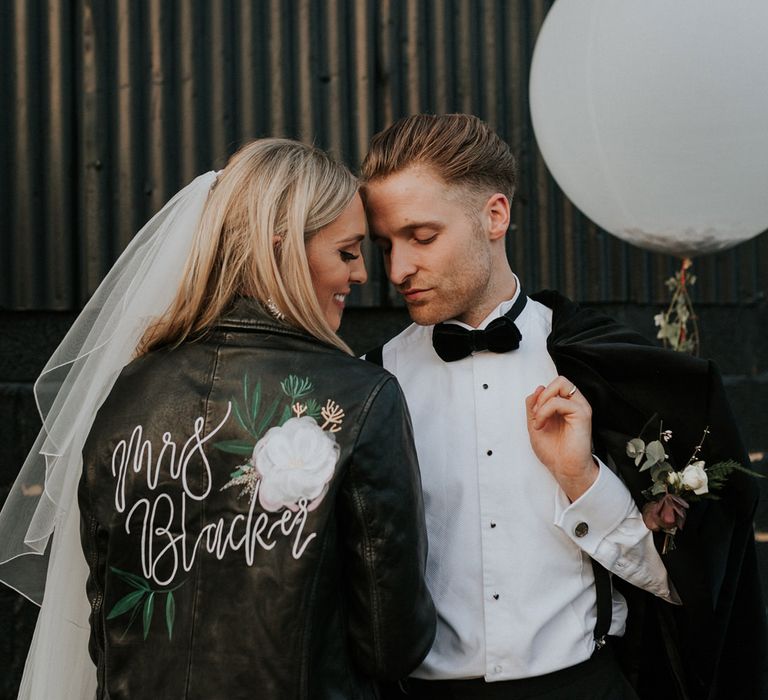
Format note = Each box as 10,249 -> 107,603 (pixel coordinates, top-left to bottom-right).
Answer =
534,290 -> 767,700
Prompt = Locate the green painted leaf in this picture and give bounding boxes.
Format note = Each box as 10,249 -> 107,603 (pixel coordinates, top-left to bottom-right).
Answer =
304,398 -> 321,419
278,404 -> 293,426
107,589 -> 146,620
229,468 -> 245,479
243,373 -> 250,416
251,380 -> 262,421
109,567 -> 150,591
281,375 -> 313,401
212,440 -> 255,455
165,592 -> 176,641
255,397 -> 281,437
232,401 -> 253,436
295,377 -> 313,399
143,592 -> 155,640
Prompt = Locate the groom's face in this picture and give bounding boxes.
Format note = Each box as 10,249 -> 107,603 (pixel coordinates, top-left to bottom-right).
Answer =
363,165 -> 493,326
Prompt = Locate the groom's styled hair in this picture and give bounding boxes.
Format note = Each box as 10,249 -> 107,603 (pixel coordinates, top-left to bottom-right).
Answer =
360,114 -> 517,204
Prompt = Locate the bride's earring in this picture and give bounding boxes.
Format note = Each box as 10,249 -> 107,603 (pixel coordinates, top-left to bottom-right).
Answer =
265,298 -> 285,321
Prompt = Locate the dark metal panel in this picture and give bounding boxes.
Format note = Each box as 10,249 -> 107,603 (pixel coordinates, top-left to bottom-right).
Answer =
0,0 -> 11,307
2,0 -> 767,311
5,0 -> 76,310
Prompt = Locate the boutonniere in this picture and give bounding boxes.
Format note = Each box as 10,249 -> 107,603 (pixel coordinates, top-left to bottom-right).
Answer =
626,421 -> 762,554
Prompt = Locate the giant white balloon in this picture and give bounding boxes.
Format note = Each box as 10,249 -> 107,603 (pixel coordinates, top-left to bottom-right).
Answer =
529,0 -> 768,257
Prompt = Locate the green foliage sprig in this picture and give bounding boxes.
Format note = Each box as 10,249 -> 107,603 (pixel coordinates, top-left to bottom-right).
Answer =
107,567 -> 185,641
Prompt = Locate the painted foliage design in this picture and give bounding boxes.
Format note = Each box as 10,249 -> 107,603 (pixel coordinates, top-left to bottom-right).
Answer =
105,374 -> 343,641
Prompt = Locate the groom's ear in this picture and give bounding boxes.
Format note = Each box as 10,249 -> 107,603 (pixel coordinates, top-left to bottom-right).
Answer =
484,193 -> 511,241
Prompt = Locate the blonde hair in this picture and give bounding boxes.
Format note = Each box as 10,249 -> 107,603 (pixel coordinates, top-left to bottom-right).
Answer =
140,138 -> 358,355
361,114 -> 516,203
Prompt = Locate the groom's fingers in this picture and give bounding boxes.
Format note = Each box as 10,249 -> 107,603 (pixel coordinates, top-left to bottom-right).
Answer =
525,385 -> 545,423
533,376 -> 585,410
529,396 -> 582,431
528,376 -> 591,429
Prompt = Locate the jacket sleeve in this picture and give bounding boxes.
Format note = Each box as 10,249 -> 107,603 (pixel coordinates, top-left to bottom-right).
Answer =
339,375 -> 436,681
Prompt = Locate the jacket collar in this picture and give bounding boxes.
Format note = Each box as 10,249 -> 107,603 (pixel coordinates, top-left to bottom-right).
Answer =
213,296 -> 330,346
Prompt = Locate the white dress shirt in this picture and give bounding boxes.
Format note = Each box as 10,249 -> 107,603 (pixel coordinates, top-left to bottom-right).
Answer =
378,290 -> 676,681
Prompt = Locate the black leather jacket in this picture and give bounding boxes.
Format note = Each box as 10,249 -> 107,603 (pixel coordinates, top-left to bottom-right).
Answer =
79,300 -> 436,699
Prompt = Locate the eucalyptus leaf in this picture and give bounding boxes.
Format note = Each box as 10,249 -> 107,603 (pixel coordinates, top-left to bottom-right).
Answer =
626,438 -> 645,460
645,440 -> 667,464
650,481 -> 668,495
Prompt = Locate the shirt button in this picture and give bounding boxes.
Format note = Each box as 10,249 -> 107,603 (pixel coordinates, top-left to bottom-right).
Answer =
490,521 -> 497,528
482,383 -> 489,390
492,593 -> 499,600
574,522 -> 589,537
486,449 -> 493,456
494,665 -> 503,673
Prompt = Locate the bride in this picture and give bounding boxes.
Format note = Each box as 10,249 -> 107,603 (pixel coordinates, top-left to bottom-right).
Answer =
0,138 -> 435,699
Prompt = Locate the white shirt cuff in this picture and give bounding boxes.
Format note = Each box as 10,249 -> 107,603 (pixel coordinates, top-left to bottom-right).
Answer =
553,458 -> 634,557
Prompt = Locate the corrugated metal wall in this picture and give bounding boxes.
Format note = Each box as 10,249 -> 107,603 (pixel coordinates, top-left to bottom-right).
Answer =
3,0 -> 767,310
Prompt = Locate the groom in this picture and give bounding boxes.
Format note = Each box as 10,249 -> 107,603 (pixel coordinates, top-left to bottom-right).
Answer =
361,114 -> 766,699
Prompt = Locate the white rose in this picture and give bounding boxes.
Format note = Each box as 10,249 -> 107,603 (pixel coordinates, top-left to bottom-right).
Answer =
681,461 -> 708,495
253,416 -> 339,512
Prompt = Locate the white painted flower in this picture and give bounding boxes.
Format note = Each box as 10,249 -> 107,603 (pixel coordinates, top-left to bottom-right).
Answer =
681,461 -> 709,495
253,416 -> 339,512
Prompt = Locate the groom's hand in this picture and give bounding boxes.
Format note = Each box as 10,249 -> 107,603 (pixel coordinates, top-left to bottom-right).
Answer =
526,376 -> 598,501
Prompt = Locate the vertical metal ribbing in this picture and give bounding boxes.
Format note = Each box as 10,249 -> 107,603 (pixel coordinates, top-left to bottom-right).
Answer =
296,0 -> 314,145
351,0 -> 372,168
2,0 -> 766,309
236,0 -> 257,142
11,0 -> 36,306
178,1 -> 201,183
79,0 -> 109,302
115,0 -> 139,251
268,0 -> 286,137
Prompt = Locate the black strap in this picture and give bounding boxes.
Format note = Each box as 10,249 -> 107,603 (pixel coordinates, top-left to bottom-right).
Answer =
590,558 -> 612,649
365,344 -> 384,367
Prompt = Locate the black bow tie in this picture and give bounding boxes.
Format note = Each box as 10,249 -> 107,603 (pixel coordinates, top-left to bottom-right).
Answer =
432,293 -> 527,362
